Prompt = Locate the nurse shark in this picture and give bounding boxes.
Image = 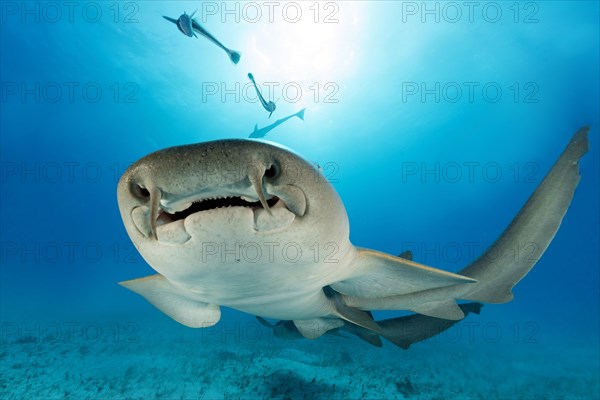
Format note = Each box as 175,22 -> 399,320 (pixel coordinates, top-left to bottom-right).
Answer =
117,127 -> 589,343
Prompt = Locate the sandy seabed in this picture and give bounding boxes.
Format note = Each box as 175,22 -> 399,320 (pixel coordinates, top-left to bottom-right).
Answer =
1,319 -> 598,400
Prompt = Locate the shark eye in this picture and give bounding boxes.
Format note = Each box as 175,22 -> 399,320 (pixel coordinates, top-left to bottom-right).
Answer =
131,183 -> 150,200
265,163 -> 280,179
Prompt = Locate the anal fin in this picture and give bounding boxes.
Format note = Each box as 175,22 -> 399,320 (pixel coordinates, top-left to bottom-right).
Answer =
293,318 -> 344,340
119,274 -> 221,328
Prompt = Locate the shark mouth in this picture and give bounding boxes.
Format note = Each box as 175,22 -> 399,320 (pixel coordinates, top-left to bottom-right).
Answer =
130,169 -> 307,244
156,195 -> 281,226
131,187 -> 305,245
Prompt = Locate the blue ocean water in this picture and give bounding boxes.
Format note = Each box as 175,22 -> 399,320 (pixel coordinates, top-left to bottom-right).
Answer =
1,1 -> 599,399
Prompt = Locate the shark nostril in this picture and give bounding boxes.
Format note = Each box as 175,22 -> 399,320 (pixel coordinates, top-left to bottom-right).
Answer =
265,164 -> 280,179
131,183 -> 151,201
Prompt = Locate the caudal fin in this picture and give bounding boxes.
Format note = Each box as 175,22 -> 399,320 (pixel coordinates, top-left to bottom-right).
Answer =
229,50 -> 241,65
460,127 -> 590,303
296,108 -> 306,121
341,127 -> 589,320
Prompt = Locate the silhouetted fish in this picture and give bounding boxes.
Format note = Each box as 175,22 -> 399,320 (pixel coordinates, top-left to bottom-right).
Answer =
248,73 -> 276,118
163,11 -> 241,64
249,108 -> 305,138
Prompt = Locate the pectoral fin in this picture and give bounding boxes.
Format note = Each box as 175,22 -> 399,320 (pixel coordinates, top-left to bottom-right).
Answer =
331,249 -> 475,299
162,16 -> 178,25
119,274 -> 221,328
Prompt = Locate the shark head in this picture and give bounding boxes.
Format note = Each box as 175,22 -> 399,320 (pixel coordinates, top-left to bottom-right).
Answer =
117,139 -> 349,281
178,11 -> 195,37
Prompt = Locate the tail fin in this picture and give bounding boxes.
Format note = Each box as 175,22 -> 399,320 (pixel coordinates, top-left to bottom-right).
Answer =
229,50 -> 241,65
460,127 -> 590,303
342,127 -> 589,318
296,108 -> 306,121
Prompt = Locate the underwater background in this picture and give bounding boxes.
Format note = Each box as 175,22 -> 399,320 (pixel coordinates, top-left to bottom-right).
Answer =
1,1 -> 599,399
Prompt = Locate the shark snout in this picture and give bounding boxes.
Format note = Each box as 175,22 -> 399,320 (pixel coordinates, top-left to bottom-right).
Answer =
118,140 -> 322,245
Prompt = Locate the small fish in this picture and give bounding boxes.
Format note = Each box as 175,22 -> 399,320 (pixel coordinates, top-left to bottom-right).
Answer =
249,108 -> 306,138
248,73 -> 276,118
163,11 -> 241,64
